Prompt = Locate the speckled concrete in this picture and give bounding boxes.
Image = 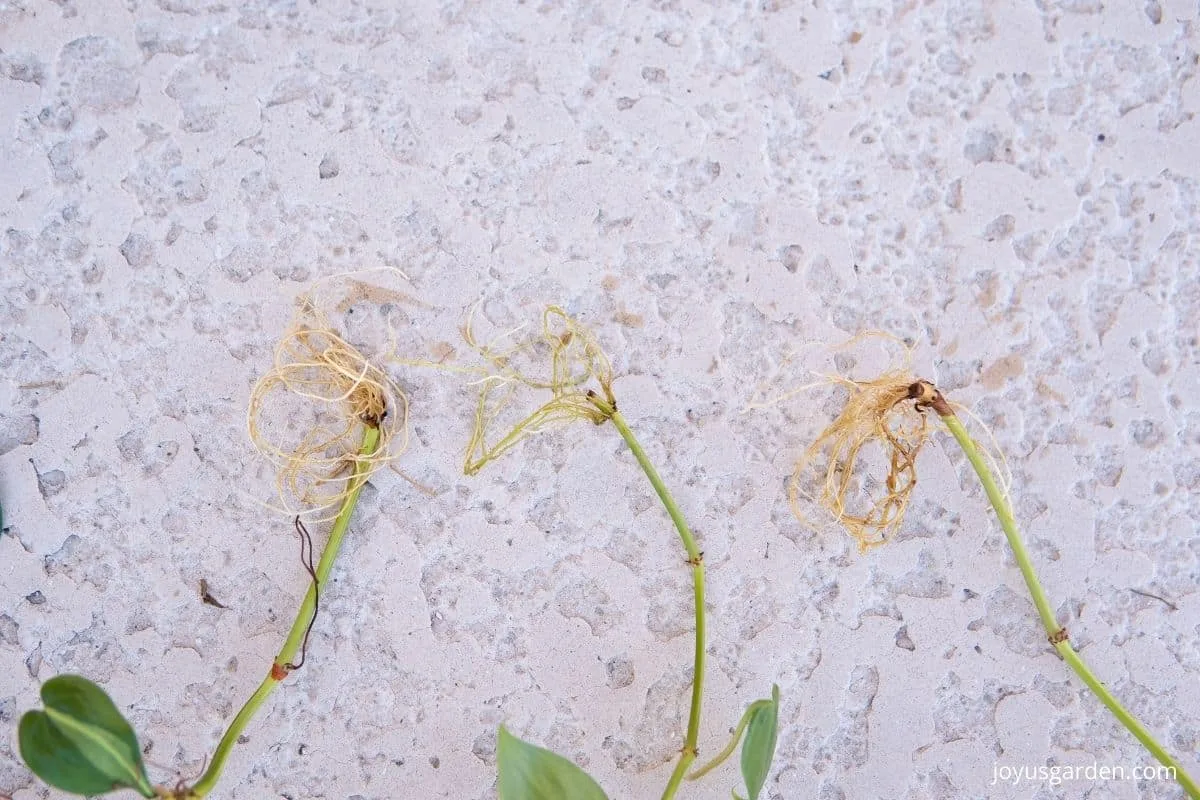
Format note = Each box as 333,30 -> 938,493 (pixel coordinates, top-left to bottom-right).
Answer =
2,1 -> 1199,799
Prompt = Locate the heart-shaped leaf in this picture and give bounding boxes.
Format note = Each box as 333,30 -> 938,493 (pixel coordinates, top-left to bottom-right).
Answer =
19,674 -> 155,797
739,684 -> 780,800
497,725 -> 608,800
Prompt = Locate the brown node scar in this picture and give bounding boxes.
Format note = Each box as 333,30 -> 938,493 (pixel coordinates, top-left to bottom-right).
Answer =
906,380 -> 953,416
1049,627 -> 1070,645
585,388 -> 617,421
686,552 -> 704,567
269,663 -> 289,681
586,388 -> 616,411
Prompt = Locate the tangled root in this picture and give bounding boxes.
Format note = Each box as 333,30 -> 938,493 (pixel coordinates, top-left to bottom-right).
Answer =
248,288 -> 409,518
789,371 -> 930,551
462,305 -> 614,475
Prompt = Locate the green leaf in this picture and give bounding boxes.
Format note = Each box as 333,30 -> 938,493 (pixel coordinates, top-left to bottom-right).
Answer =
18,675 -> 155,797
739,685 -> 780,800
497,725 -> 608,800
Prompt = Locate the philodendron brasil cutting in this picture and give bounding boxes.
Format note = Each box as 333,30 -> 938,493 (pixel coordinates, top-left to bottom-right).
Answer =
14,292 -> 1194,799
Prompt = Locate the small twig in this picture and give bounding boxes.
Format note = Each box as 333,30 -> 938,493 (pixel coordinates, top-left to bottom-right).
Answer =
283,517 -> 320,671
199,579 -> 228,609
1129,588 -> 1178,611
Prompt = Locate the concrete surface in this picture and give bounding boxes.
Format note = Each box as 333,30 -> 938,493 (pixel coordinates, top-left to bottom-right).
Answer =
2,0 -> 1199,798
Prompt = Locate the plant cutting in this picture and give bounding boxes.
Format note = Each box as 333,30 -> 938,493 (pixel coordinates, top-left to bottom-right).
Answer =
458,306 -> 780,800
791,366 -> 1199,799
18,290 -> 407,798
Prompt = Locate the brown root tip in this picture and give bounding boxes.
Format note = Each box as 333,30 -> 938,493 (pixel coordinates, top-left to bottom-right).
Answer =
269,663 -> 289,681
1049,627 -> 1069,645
908,380 -> 954,417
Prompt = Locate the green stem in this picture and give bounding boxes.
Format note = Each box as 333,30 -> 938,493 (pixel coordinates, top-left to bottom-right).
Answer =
685,701 -> 762,781
940,414 -> 1058,633
189,425 -> 381,797
938,406 -> 1199,800
587,394 -> 705,800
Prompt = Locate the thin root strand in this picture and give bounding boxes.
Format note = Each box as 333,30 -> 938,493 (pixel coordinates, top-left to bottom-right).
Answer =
283,516 -> 319,671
